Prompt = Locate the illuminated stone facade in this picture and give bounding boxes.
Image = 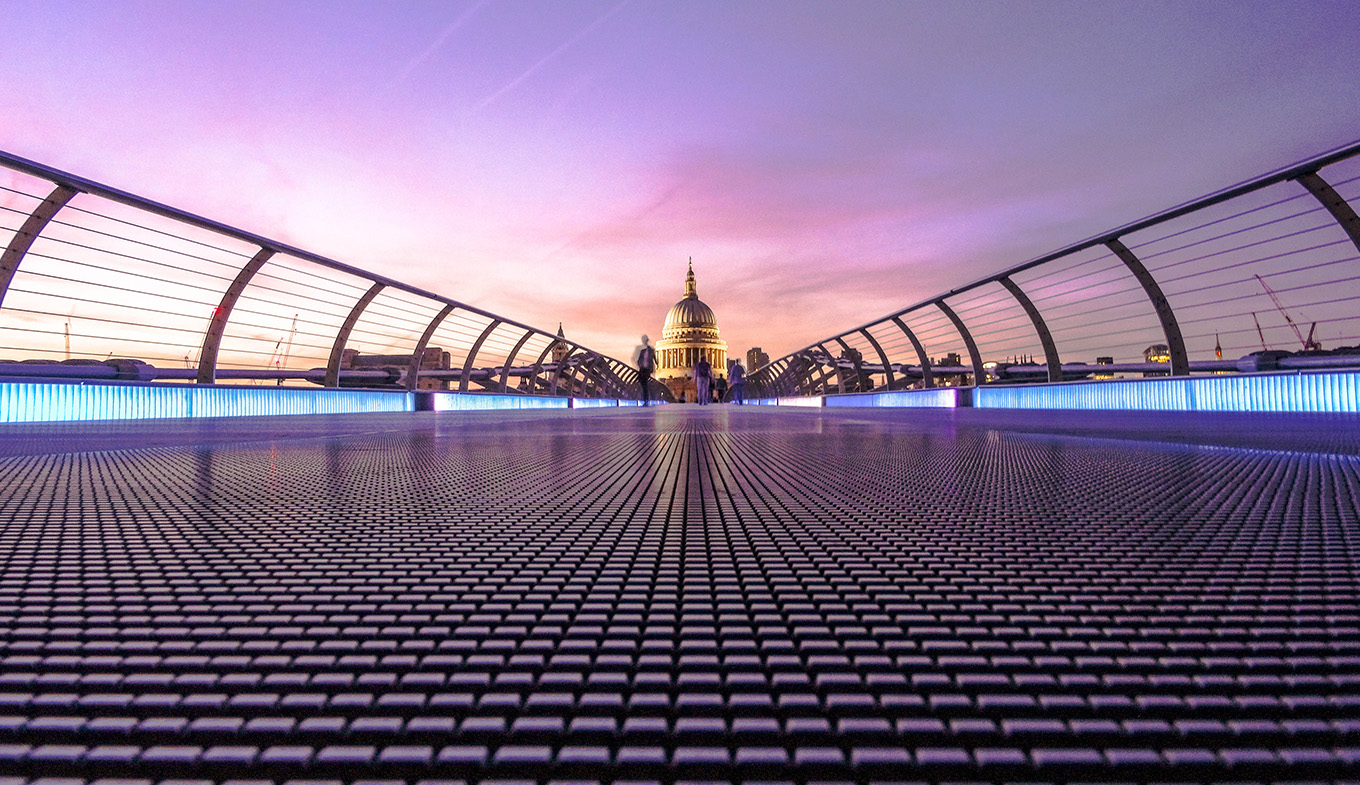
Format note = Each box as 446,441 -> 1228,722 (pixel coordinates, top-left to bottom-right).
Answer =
656,262 -> 727,402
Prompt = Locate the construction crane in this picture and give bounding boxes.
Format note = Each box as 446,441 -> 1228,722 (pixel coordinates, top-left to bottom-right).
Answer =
279,314 -> 298,371
1254,275 -> 1321,351
1251,313 -> 1267,351
264,315 -> 300,385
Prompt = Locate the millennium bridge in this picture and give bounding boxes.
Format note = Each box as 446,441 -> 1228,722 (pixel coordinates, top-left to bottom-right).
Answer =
0,143 -> 1359,785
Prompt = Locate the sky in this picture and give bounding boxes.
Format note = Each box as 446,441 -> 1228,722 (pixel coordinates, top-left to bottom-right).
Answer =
2,0 -> 1359,362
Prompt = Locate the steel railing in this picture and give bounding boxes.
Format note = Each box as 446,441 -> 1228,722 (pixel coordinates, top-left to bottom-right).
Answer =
751,139 -> 1360,398
0,150 -> 657,400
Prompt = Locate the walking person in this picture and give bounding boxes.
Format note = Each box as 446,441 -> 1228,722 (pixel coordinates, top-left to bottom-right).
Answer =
714,374 -> 728,403
632,335 -> 656,406
694,355 -> 712,405
729,360 -> 746,404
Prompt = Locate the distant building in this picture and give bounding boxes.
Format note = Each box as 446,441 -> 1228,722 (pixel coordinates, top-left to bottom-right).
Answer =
1143,344 -> 1170,377
551,323 -> 569,365
933,351 -> 969,386
656,261 -> 727,402
746,347 -> 769,372
1093,356 -> 1114,380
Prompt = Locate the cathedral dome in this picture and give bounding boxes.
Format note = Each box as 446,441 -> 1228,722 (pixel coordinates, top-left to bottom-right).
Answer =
660,260 -> 722,338
655,261 -> 728,399
664,296 -> 718,331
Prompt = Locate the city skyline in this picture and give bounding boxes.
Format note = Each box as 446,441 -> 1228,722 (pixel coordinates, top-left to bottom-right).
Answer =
2,1 -> 1359,362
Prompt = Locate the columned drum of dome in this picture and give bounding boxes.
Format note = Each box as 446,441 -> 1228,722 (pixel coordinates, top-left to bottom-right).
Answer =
655,261 -> 728,401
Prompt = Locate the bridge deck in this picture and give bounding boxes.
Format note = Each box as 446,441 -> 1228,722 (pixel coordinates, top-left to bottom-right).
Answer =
0,406 -> 1358,784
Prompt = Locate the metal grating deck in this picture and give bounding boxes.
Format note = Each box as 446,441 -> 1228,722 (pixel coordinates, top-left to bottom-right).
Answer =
0,406 -> 1358,785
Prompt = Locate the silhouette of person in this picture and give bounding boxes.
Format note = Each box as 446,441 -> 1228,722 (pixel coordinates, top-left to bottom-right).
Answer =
729,360 -> 746,404
632,335 -> 656,405
694,355 -> 712,405
714,374 -> 728,403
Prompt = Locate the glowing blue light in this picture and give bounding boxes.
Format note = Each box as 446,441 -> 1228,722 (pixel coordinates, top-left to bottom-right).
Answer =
973,371 -> 1360,412
825,389 -> 960,408
776,396 -> 824,407
571,398 -> 619,408
0,381 -> 412,423
430,392 -> 570,411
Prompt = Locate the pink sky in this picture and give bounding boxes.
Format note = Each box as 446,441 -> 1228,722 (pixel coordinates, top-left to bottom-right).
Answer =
2,0 -> 1359,362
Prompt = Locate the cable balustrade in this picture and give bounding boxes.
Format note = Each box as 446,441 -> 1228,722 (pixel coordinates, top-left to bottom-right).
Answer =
0,150 -> 643,400
751,138 -> 1360,399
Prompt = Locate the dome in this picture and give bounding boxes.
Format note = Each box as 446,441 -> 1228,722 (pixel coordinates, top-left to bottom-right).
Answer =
655,261 -> 728,395
664,297 -> 718,331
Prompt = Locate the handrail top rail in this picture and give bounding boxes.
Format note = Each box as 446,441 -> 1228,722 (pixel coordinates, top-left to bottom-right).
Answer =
0,148 -> 632,369
768,136 -> 1360,363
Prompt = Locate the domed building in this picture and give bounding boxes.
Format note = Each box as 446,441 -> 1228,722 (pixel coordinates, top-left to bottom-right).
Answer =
656,261 -> 728,402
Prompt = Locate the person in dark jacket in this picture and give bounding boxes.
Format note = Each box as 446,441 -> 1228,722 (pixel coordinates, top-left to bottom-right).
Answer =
632,335 -> 656,405
694,356 -> 712,405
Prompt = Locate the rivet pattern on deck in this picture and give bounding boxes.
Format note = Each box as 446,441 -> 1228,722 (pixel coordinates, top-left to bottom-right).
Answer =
0,407 -> 1358,785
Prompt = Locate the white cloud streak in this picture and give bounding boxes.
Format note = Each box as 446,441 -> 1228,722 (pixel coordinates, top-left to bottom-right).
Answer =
473,0 -> 631,113
393,0 -> 494,84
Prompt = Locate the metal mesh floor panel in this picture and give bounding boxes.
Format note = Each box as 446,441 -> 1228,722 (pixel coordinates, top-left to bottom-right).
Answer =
0,407 -> 1357,785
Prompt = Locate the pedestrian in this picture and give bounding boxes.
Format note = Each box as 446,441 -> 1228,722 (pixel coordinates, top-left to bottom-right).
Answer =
632,335 -> 656,406
729,360 -> 746,404
694,355 -> 712,405
714,374 -> 728,403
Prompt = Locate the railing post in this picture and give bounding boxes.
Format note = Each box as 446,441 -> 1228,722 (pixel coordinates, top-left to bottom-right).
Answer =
325,283 -> 385,387
1296,171 -> 1360,256
1106,238 -> 1189,376
608,360 -> 634,398
769,358 -> 794,397
499,329 -> 536,393
0,184 -> 79,311
998,276 -> 1062,383
934,300 -> 986,385
551,347 -> 580,396
792,353 -> 815,396
407,304 -> 455,391
459,319 -> 502,392
858,328 -> 896,391
528,341 -> 557,395
890,316 -> 933,388
808,344 -> 838,395
197,247 -> 275,384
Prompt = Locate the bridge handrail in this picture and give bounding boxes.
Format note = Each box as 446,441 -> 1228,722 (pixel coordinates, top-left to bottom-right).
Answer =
0,149 -> 644,399
752,138 -> 1360,397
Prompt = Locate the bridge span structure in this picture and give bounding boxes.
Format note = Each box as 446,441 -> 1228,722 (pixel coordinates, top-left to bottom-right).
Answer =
0,146 -> 1357,785
0,150 -> 661,420
750,139 -> 1360,413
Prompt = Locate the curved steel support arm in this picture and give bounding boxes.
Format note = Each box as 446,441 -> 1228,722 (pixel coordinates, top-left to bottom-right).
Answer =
406,304 -> 456,391
788,353 -> 812,396
770,358 -> 795,397
935,300 -> 985,385
1297,171 -> 1360,257
858,328 -> 896,391
998,276 -> 1062,383
814,343 -> 844,395
798,355 -> 820,397
752,359 -> 779,397
832,338 -> 861,393
1106,238 -> 1188,376
527,340 -> 558,394
197,248 -> 276,384
500,329 -> 536,393
890,316 -> 933,388
325,283 -> 385,387
0,184 -> 79,311
550,347 -> 580,396
460,319 -> 502,392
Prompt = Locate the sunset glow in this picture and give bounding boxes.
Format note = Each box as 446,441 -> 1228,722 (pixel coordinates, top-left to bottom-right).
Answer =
2,0 -> 1358,360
